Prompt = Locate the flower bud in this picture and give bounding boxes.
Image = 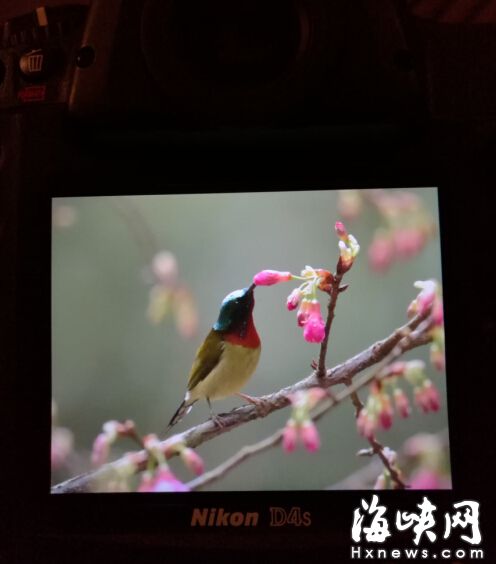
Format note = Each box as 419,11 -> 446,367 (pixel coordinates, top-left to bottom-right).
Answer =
432,300 -> 444,327
51,427 -> 74,469
296,299 -> 313,327
357,409 -> 376,439
286,288 -> 302,311
140,466 -> 190,493
303,314 -> 326,343
413,280 -> 437,316
335,221 -> 348,241
414,380 -> 441,413
393,388 -> 411,418
282,420 -> 298,453
253,270 -> 292,286
378,394 -> 393,430
393,228 -> 426,259
180,447 -> 205,476
430,345 -> 445,372
152,251 -> 178,285
300,421 -> 320,452
91,433 -> 111,467
368,235 -> 395,273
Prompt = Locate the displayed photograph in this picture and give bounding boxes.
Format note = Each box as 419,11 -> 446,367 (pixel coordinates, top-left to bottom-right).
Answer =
51,188 -> 449,492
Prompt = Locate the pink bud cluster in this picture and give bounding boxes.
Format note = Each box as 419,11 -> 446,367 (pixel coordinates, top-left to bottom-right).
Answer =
51,427 -> 74,470
337,189 -> 435,274
253,267 -> 329,344
253,222 -> 358,344
91,419 -> 137,467
356,359 -> 442,439
357,386 -> 394,439
403,433 -> 452,489
137,434 -> 202,493
368,227 -> 431,273
147,250 -> 198,338
408,280 -> 445,372
138,466 -> 190,492
335,221 -> 360,274
282,388 -> 327,453
164,439 -> 205,476
90,424 -> 203,492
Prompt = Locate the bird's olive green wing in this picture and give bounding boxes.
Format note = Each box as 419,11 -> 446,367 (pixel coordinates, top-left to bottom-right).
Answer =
187,329 -> 224,391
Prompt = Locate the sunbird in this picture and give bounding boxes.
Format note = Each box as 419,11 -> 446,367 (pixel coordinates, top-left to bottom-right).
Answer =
167,283 -> 261,430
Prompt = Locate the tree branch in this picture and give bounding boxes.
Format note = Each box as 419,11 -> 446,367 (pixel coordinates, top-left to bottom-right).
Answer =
186,320 -> 431,491
51,312 -> 432,493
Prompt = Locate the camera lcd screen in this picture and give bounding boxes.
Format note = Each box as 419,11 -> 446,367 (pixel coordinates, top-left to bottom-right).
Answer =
51,188 -> 449,493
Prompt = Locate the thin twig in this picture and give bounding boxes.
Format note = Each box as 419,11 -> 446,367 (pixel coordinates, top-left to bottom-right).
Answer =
317,273 -> 343,378
187,430 -> 285,490
51,313 -> 432,493
327,428 -> 450,490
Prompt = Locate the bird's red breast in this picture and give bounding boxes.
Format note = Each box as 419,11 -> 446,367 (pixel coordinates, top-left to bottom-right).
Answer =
224,315 -> 260,348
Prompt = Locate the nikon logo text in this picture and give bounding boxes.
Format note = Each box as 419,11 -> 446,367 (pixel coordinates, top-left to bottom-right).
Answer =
191,508 -> 259,527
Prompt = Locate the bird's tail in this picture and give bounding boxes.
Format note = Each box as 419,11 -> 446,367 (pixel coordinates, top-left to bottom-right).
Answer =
166,398 -> 196,433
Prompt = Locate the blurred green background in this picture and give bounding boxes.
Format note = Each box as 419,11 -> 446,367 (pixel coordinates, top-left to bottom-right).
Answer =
51,188 -> 448,490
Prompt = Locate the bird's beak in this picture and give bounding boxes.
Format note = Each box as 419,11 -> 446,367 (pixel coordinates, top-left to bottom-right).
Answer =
248,283 -> 256,293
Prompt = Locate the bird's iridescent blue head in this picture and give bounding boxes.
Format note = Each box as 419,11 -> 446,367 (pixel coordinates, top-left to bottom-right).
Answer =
213,284 -> 256,334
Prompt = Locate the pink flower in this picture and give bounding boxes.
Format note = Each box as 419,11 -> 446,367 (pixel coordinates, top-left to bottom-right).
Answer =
151,251 -> 178,285
335,221 -> 348,241
137,471 -> 155,492
296,299 -> 313,327
138,467 -> 190,492
393,388 -> 411,418
368,235 -> 395,273
282,418 -> 321,454
300,421 -> 320,452
253,270 -> 292,286
51,427 -> 74,470
378,394 -> 393,430
393,228 -> 426,259
432,300 -> 444,327
305,387 -> 328,410
303,311 -> 326,343
414,280 -> 437,316
409,469 -> 445,490
153,468 -> 190,492
357,409 -> 376,439
389,361 -> 407,376
287,388 -> 327,411
424,381 -> 441,411
91,433 -> 111,467
180,447 -> 204,476
282,420 -> 298,453
414,381 -> 441,413
430,347 -> 445,372
286,288 -> 302,311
